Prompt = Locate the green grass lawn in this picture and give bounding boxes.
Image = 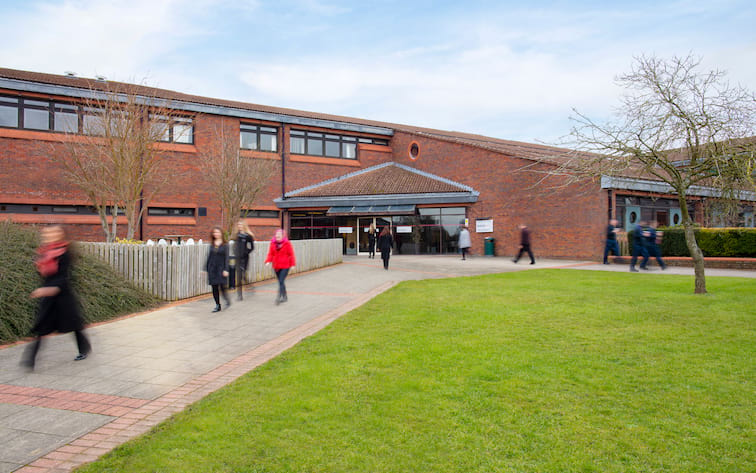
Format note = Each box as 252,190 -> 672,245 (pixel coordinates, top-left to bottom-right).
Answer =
78,270 -> 755,473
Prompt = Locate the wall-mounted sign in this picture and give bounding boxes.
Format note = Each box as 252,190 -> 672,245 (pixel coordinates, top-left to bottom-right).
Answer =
396,226 -> 413,233
338,227 -> 353,234
476,219 -> 493,233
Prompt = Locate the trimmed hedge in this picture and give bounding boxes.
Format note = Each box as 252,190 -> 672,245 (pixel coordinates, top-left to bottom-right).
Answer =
0,222 -> 159,344
629,227 -> 756,257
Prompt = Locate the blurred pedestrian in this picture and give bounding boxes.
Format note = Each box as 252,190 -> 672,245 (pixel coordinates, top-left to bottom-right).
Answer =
458,224 -> 471,260
603,218 -> 621,264
206,226 -> 231,312
629,220 -> 648,272
641,220 -> 666,270
367,223 -> 377,259
377,226 -> 393,270
22,225 -> 91,370
235,220 -> 255,300
265,229 -> 296,304
512,224 -> 535,264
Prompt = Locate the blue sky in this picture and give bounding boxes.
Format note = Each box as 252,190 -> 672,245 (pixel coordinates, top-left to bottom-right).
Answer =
1,0 -> 754,143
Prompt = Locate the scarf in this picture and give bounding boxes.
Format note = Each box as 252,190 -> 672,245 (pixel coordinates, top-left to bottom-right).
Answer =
36,241 -> 68,277
273,235 -> 288,250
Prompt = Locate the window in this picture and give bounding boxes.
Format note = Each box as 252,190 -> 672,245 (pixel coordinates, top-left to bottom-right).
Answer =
289,129 -> 384,159
241,209 -> 280,218
148,207 -> 195,217
54,103 -> 79,133
23,99 -> 50,130
240,124 -> 278,152
150,114 -> 194,144
0,96 -> 19,128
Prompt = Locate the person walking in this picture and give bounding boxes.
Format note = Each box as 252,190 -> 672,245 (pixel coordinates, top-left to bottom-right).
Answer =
629,220 -> 648,272
265,229 -> 296,304
641,220 -> 666,270
512,223 -> 535,264
235,220 -> 255,300
22,225 -> 91,369
603,218 -> 621,264
377,226 -> 393,270
458,224 -> 472,260
367,223 -> 377,259
206,226 -> 231,312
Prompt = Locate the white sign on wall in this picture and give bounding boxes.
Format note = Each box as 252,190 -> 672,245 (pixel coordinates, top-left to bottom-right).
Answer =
396,226 -> 413,233
476,219 -> 494,233
338,227 -> 353,234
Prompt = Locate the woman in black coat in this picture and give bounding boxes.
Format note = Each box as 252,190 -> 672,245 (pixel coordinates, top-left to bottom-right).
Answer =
206,226 -> 231,312
234,220 -> 255,300
367,223 -> 377,259
22,225 -> 91,369
377,226 -> 393,270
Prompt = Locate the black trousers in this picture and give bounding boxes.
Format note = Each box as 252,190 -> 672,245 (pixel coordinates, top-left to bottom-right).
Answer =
381,250 -> 390,269
211,284 -> 229,305
514,244 -> 534,263
275,268 -> 290,299
23,330 -> 91,366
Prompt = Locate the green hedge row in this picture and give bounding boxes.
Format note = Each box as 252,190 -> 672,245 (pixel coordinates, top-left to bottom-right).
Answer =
628,227 -> 756,257
0,222 -> 159,344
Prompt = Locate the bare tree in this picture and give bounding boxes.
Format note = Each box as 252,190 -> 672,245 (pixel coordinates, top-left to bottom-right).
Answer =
58,83 -> 182,242
547,54 -> 756,294
199,124 -> 279,236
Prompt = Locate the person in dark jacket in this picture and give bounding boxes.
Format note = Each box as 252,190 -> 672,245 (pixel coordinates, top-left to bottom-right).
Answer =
641,220 -> 666,270
629,220 -> 649,272
235,220 -> 255,300
512,223 -> 535,264
367,223 -> 377,259
603,218 -> 620,264
377,226 -> 393,270
265,229 -> 296,304
206,226 -> 231,312
22,225 -> 91,369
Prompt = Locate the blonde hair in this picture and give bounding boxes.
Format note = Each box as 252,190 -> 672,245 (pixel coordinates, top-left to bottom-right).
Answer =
236,219 -> 254,238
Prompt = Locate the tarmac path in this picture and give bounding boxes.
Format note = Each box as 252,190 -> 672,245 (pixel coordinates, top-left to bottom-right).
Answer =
1,255 -> 753,472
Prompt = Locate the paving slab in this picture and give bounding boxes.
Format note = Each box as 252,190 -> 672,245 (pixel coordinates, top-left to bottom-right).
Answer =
1,255 -> 753,472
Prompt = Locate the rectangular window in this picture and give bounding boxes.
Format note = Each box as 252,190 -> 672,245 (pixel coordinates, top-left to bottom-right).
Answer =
54,103 -> 79,133
0,96 -> 19,128
290,129 -> 365,159
22,99 -> 50,130
173,117 -> 193,144
240,124 -> 278,152
148,207 -> 195,217
242,209 -> 280,218
150,114 -> 194,144
82,107 -> 105,136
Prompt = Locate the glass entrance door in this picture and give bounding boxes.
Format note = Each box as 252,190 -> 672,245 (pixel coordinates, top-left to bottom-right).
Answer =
357,217 -> 391,254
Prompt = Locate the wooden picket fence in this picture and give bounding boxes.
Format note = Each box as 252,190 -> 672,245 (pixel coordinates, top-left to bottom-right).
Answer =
78,239 -> 343,301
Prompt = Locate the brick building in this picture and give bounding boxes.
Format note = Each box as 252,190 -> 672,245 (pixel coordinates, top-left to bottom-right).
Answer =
1,68 -> 752,259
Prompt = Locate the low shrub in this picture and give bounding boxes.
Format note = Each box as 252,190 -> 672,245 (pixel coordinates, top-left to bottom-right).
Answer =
0,221 -> 159,344
659,227 -> 756,257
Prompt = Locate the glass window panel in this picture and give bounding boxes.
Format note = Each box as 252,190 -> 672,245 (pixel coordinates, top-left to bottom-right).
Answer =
0,104 -> 18,127
291,130 -> 305,136
308,132 -> 323,138
260,133 -> 277,152
24,100 -> 48,107
325,134 -> 339,139
240,124 -> 257,132
24,108 -> 49,130
419,208 -> 440,216
342,136 -> 357,142
325,140 -> 340,157
358,138 -> 372,143
83,113 -> 105,136
260,126 -> 277,133
173,123 -> 193,143
290,136 -> 305,154
343,142 -> 356,158
54,111 -> 78,132
307,137 -> 323,155
240,130 -> 258,150
440,207 -> 465,215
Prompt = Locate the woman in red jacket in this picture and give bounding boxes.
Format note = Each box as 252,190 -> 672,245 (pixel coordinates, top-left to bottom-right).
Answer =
265,229 -> 296,304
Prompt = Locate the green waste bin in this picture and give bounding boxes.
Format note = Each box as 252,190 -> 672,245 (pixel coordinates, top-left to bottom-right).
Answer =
484,237 -> 495,256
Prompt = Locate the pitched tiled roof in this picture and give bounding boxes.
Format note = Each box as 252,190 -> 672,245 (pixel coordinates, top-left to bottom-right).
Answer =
288,163 -> 474,197
0,67 -> 576,163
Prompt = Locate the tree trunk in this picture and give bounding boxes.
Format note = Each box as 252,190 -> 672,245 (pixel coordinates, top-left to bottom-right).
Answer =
678,194 -> 706,294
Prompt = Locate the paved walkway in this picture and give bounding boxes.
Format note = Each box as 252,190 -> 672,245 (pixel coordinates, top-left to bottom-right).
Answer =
1,255 -> 754,472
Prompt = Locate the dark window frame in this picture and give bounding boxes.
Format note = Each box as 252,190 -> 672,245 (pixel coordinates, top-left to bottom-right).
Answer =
240,123 -> 278,152
289,129 -> 388,160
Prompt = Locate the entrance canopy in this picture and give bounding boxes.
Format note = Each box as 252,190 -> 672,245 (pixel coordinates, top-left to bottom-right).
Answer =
275,162 -> 479,209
